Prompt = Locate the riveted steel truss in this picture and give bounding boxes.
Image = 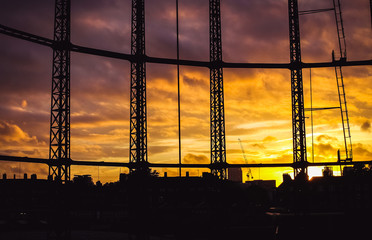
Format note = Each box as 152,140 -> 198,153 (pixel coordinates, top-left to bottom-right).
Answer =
210,0 -> 227,179
289,0 -> 307,178
130,0 -> 148,173
49,0 -> 71,183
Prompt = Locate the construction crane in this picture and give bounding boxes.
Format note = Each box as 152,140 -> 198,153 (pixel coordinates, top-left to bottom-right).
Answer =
299,0 -> 353,165
332,0 -> 353,163
238,139 -> 253,180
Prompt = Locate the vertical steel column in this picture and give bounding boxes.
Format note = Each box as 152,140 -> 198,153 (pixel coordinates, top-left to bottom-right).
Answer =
209,0 -> 226,179
130,0 -> 148,173
370,0 -> 372,28
176,0 -> 182,177
49,0 -> 71,183
288,0 -> 307,178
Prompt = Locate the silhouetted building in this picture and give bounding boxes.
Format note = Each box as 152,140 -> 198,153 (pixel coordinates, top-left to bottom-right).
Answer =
119,173 -> 128,182
322,166 -> 333,177
228,168 -> 242,182
273,165 -> 372,239
277,167 -> 372,212
73,174 -> 93,186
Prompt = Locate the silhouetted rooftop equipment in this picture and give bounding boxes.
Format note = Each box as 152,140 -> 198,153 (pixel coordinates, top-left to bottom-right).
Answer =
228,168 -> 242,183
323,167 -> 334,177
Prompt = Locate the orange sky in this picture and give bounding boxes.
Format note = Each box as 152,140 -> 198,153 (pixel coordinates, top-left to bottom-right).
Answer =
0,0 -> 371,185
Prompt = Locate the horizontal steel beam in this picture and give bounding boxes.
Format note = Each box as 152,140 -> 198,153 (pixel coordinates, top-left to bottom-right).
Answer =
1,155 -> 371,169
0,24 -> 53,47
1,24 -> 371,69
70,44 -> 133,62
0,155 -> 50,164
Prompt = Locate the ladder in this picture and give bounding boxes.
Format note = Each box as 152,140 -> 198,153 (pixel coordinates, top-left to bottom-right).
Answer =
334,57 -> 353,161
332,0 -> 352,162
333,0 -> 347,59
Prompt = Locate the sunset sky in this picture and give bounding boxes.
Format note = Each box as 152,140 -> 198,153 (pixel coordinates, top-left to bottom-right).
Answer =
0,0 -> 371,185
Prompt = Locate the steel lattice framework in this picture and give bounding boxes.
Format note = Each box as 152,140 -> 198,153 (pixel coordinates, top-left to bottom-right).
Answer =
49,0 -> 71,182
0,0 -> 372,181
289,0 -> 307,178
130,0 -> 148,173
209,0 -> 227,179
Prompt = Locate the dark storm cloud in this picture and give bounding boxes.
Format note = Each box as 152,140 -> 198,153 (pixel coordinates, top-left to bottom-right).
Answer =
148,145 -> 173,155
183,153 -> 209,164
147,63 -> 176,85
316,134 -> 338,143
316,143 -> 337,156
173,0 -> 210,61
221,0 -> 288,62
146,0 -> 178,59
0,121 -> 42,145
342,0 -> 372,60
220,0 -> 371,63
0,1 -> 55,150
0,0 -> 131,104
353,143 -> 372,159
0,120 -> 48,162
183,75 -> 208,88
71,55 -> 130,99
71,0 -> 131,52
0,0 -> 54,38
361,120 -> 371,132
270,154 -> 292,163
0,9 -> 132,165
0,38 -> 51,94
251,143 -> 266,149
0,103 -> 49,142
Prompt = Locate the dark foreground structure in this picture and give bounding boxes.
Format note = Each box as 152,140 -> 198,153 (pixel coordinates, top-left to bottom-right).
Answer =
1,165 -> 372,240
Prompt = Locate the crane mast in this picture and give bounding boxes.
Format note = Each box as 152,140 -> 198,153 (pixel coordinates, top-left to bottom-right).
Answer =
332,0 -> 353,162
238,139 -> 253,180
